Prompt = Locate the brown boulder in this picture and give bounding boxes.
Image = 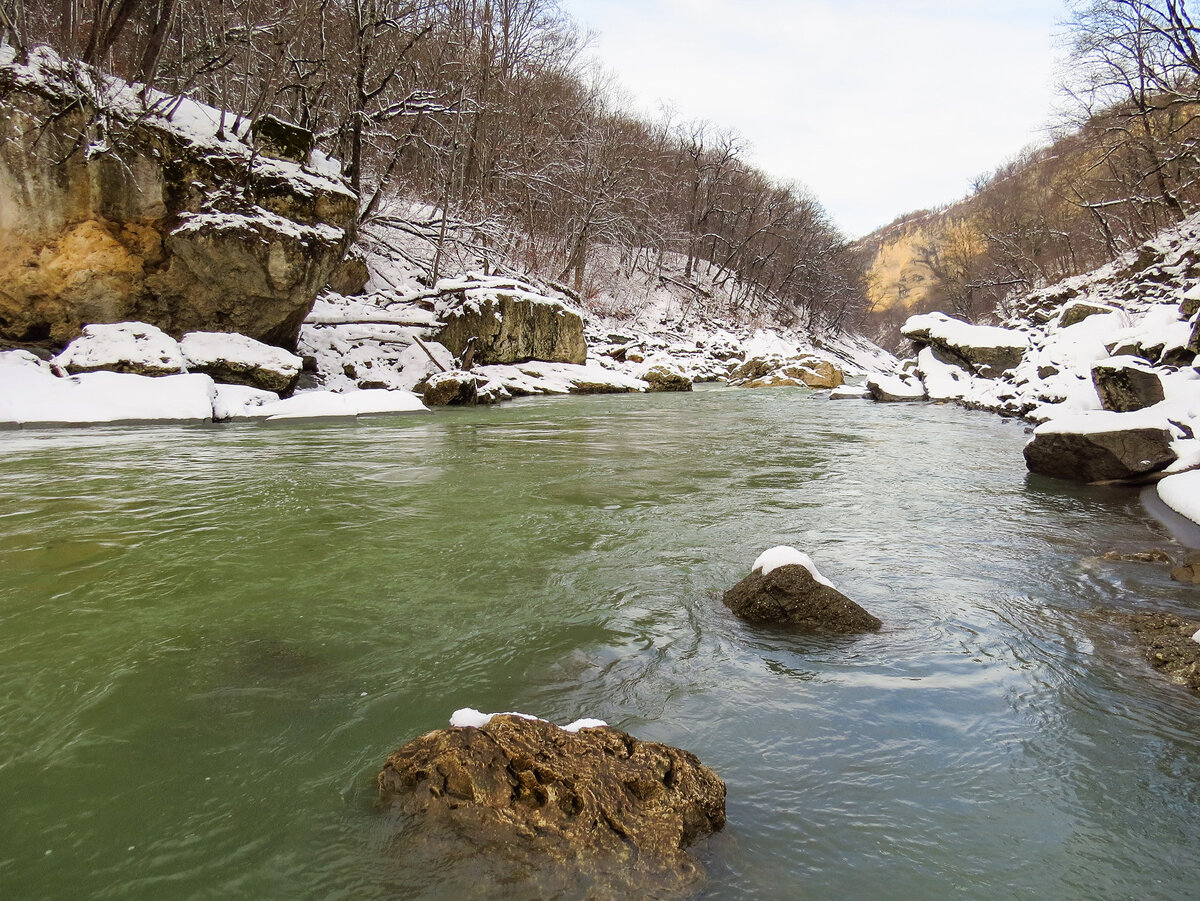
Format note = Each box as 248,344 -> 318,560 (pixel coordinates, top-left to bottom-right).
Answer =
377,715 -> 725,896
1171,551 -> 1200,584
434,290 -> 586,365
1116,611 -> 1200,695
722,565 -> 882,633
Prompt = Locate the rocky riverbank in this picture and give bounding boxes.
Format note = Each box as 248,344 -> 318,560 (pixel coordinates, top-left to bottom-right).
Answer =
850,212 -> 1200,532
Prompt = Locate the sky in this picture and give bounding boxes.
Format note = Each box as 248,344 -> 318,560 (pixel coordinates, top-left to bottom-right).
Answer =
561,0 -> 1068,238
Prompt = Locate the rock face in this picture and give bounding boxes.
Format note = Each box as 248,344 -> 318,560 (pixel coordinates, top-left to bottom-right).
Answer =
1092,358 -> 1165,412
722,565 -> 882,633
434,288 -> 587,366
377,714 -> 726,895
0,49 -> 356,349
1023,421 -> 1176,482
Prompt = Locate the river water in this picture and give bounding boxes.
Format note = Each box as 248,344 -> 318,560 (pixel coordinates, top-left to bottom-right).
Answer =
1,388 -> 1198,900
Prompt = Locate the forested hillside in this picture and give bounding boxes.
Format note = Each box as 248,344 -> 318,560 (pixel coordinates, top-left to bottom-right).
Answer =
0,0 -> 865,333
862,0 -> 1200,347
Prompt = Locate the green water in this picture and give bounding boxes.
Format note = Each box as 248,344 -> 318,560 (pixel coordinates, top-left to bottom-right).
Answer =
1,389 -> 1198,899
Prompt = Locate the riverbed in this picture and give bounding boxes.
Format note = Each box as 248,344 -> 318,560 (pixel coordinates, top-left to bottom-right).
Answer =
1,388 -> 1198,899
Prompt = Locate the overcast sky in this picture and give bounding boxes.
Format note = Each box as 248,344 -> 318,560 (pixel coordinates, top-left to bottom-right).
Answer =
562,0 -> 1068,238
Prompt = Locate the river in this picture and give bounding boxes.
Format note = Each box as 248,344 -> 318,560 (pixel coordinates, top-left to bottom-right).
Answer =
1,388 -> 1198,899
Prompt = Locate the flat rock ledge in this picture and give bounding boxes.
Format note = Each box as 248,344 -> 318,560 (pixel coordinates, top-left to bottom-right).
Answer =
722,565 -> 882,633
1116,611 -> 1200,696
376,715 -> 726,896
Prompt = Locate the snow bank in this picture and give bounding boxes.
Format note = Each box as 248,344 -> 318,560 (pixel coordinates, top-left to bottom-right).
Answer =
1158,471 -> 1200,527
181,332 -> 302,374
450,708 -> 608,733
1,351 -> 214,426
751,546 -> 836,587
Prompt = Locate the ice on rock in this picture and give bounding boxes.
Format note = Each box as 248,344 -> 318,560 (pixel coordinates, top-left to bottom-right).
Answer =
752,546 -> 836,587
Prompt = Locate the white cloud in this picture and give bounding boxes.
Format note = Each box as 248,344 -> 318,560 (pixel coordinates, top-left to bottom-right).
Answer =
565,0 -> 1065,237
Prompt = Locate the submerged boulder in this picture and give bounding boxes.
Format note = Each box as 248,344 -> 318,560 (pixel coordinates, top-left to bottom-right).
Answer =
1116,611 -> 1200,695
1023,415 -> 1176,482
722,548 -> 882,633
377,713 -> 725,895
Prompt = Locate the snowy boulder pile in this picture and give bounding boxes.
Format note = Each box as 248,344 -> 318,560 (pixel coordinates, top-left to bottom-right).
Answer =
722,547 -> 882,633
377,710 -> 725,896
0,322 -> 429,427
54,322 -> 303,394
0,46 -> 356,348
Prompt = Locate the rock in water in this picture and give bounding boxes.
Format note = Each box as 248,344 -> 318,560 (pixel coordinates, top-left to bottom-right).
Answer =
376,715 -> 726,896
1023,421 -> 1176,482
723,565 -> 882,633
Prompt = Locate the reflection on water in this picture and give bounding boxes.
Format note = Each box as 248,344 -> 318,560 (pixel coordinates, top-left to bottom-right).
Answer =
1,391 -> 1198,900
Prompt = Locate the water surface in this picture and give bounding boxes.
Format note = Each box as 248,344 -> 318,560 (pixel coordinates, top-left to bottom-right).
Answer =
1,389 -> 1198,899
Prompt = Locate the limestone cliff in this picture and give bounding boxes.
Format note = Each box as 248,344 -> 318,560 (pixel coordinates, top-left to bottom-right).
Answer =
0,47 -> 357,349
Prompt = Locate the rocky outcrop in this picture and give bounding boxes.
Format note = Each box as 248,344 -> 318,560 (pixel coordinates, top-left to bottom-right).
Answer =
0,48 -> 356,349
1059,300 -> 1119,328
722,562 -> 882,633
1092,358 -> 1165,412
54,321 -> 183,375
1023,419 -> 1176,482
377,714 -> 726,895
434,285 -> 587,365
